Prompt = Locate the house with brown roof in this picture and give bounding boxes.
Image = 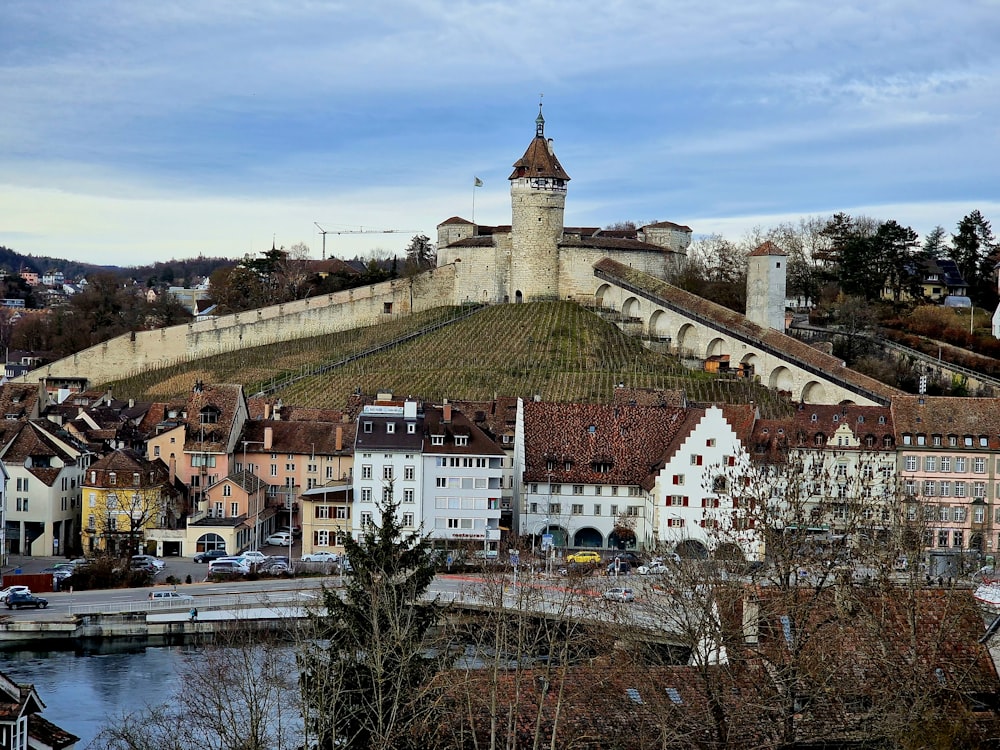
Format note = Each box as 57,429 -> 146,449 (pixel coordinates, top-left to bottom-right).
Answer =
81,449 -> 180,557
0,419 -> 91,557
521,401 -> 692,551
189,470 -> 269,556
0,670 -> 78,749
891,395 -> 1000,574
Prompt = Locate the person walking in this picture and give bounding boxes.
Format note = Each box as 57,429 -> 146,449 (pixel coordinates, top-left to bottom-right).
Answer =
189,607 -> 198,622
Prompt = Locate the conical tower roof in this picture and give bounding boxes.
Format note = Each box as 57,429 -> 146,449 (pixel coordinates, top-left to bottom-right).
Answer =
509,106 -> 570,181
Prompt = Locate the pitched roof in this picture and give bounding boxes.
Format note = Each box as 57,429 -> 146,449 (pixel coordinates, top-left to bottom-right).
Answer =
523,401 -> 689,486
748,240 -> 787,257
423,405 -> 506,456
241,419 -> 355,456
509,133 -> 570,181
891,395 -> 1000,444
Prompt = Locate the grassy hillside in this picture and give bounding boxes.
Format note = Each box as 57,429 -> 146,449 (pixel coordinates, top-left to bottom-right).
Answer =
108,301 -> 794,417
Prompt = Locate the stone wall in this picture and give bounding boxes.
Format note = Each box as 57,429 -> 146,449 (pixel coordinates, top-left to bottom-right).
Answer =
510,179 -> 564,300
23,267 -> 457,386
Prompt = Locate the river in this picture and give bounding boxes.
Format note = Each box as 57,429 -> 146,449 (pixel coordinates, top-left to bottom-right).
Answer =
0,644 -> 189,748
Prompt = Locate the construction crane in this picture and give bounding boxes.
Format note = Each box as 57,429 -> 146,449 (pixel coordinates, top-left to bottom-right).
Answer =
313,223 -> 420,260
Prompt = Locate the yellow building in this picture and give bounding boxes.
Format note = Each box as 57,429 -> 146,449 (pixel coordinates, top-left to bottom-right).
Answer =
82,449 -> 179,556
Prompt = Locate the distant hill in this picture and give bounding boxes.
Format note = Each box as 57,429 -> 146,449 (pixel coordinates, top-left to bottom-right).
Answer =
0,244 -> 234,286
104,301 -> 795,417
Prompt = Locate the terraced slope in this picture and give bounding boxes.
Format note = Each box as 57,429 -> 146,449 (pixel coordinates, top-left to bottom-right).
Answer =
107,301 -> 794,417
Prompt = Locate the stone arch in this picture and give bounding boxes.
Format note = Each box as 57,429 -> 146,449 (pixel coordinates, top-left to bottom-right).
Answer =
649,309 -> 671,340
801,380 -> 826,404
515,290 -> 523,304
622,296 -> 641,319
482,289 -> 489,301
674,539 -> 709,559
714,542 -> 746,562
838,399 -> 857,406
676,323 -> 697,355
769,365 -> 794,393
706,337 -> 726,358
740,352 -> 759,378
595,283 -> 613,309
573,527 -> 604,548
607,529 -> 638,550
545,525 -> 568,548
196,532 -> 227,554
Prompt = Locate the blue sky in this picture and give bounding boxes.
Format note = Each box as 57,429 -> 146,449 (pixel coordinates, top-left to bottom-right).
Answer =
2,0 -> 999,268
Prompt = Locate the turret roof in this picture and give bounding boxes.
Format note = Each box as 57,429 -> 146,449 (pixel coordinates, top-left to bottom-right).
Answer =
509,111 -> 570,181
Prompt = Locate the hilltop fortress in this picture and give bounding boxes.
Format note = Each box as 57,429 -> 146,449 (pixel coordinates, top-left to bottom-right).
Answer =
22,111 -> 896,407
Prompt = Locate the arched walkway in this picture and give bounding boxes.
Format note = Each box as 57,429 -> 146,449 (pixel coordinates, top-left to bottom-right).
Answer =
595,283 -> 613,309
648,309 -> 671,339
608,530 -> 638,550
801,380 -> 826,404
706,337 -> 726,358
622,297 -> 641,319
676,323 -> 697,356
740,353 -> 759,378
769,366 -> 794,393
573,528 -> 604,548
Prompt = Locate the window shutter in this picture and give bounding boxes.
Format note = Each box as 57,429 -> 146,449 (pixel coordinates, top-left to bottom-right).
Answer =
697,455 -> 703,466
727,455 -> 736,466
682,496 -> 689,507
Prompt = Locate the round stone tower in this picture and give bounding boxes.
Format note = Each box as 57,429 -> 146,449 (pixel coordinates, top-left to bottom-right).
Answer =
508,106 -> 570,302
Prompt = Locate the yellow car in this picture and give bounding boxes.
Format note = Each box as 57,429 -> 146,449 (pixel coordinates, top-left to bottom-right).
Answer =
566,550 -> 602,564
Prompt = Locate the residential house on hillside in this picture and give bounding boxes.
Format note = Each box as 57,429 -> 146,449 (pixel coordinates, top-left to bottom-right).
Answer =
892,395 -> 1000,573
421,403 -> 505,558
0,419 -> 89,557
81,449 -> 180,557
187,471 -> 269,556
299,481 -> 352,558
144,382 -> 248,519
0,670 -> 78,749
650,404 -> 758,560
521,401 -> 692,551
237,407 -> 355,536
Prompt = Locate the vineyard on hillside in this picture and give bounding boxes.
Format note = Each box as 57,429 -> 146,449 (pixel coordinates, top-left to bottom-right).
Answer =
107,301 -> 796,417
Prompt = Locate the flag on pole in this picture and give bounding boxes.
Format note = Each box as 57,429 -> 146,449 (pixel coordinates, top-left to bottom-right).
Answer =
474,177 -> 483,187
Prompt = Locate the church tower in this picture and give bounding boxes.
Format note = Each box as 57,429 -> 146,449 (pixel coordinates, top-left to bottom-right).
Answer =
507,106 -> 570,302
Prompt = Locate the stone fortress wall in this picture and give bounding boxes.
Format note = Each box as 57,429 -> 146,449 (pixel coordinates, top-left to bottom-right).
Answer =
23,266 -> 456,387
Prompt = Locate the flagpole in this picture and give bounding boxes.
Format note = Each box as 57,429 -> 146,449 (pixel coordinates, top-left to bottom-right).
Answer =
472,177 -> 483,224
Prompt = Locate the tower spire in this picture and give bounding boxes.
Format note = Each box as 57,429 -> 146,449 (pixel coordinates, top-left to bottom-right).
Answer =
536,94 -> 544,137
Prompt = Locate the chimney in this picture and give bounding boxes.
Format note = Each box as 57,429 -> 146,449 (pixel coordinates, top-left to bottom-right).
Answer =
443,404 -> 452,423
336,426 -> 343,452
168,455 -> 176,486
264,426 -> 273,451
264,403 -> 271,420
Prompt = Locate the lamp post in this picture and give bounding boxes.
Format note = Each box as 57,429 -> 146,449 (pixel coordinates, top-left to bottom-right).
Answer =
242,440 -> 266,552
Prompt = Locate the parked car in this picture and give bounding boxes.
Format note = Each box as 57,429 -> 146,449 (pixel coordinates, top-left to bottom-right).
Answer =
606,560 -> 632,576
41,567 -> 74,580
264,532 -> 293,547
236,551 -> 270,566
148,590 -> 194,602
637,562 -> 669,575
130,561 -> 159,576
0,586 -> 31,601
131,555 -> 166,570
611,551 -> 642,566
193,549 -> 229,564
301,551 -> 340,563
208,560 -> 249,576
603,587 -> 635,603
264,560 -> 290,574
566,550 -> 601,564
6,592 -> 49,609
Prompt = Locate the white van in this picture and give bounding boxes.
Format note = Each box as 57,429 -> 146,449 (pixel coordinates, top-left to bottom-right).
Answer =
148,590 -> 194,601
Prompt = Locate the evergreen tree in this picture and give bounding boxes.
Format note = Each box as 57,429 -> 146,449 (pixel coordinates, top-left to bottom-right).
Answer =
949,210 -> 998,306
298,494 -> 448,750
921,225 -> 948,259
404,234 -> 436,271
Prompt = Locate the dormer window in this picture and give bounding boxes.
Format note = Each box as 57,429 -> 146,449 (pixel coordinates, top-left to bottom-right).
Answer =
109,472 -> 117,485
455,435 -> 468,447
592,461 -> 613,473
431,435 -> 444,446
387,423 -> 395,434
363,422 -> 373,434
810,414 -> 818,422
407,423 -> 416,434
917,434 -> 926,446
133,473 -> 140,485
564,461 -> 572,471
878,415 -> 886,424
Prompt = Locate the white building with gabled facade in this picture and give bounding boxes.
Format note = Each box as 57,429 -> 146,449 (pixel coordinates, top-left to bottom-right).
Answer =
651,405 -> 759,561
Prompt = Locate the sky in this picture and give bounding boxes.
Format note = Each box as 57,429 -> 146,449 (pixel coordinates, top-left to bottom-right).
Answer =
2,0 -> 999,269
